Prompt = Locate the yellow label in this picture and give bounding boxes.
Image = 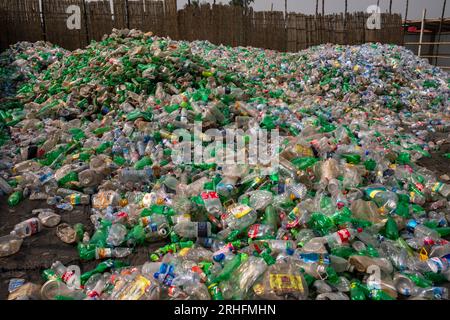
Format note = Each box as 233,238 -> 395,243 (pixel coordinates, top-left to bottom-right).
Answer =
432,182 -> 443,193
369,189 -> 383,199
119,275 -> 151,300
231,205 -> 252,219
178,248 -> 190,257
269,274 -> 304,293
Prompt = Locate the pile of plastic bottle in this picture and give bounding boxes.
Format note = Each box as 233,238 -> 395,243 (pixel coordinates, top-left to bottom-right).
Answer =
1,28 -> 450,300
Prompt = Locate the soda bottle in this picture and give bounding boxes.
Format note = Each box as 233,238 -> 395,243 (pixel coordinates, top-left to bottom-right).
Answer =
7,190 -> 23,207
201,190 -> 223,216
323,228 -> 361,247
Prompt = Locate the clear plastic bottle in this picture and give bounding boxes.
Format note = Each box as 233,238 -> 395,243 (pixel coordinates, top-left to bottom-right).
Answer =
0,234 -> 23,257
323,228 -> 361,247
173,221 -> 211,238
10,218 -> 42,238
106,223 -> 128,247
95,247 -> 133,259
406,219 -> 440,240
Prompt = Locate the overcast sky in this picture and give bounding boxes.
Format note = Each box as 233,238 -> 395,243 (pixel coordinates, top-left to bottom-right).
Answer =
177,0 -> 449,20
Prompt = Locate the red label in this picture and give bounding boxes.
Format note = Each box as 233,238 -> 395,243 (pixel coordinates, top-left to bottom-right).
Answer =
247,224 -> 260,239
201,192 -> 210,200
337,229 -> 351,243
62,271 -> 74,283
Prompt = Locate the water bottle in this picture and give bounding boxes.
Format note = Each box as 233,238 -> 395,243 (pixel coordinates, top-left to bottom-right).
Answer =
10,218 -> 42,238
95,247 -> 133,259
406,219 -> 440,240
201,191 -> 223,216
323,228 -> 361,247
118,168 -> 153,183
106,223 -> 128,247
173,221 -> 211,238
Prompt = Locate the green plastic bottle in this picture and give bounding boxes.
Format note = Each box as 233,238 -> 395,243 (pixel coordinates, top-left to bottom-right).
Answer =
134,156 -> 153,170
350,281 -> 366,300
7,190 -> 23,207
385,217 -> 399,240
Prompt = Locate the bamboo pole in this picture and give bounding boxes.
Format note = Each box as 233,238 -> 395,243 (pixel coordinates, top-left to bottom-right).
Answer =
435,0 -> 447,65
418,8 -> 426,57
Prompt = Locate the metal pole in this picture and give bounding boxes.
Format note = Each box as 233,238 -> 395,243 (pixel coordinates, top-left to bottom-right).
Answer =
316,0 -> 319,15
322,0 -> 324,15
389,0 -> 392,14
418,8 -> 426,57
435,0 -> 447,65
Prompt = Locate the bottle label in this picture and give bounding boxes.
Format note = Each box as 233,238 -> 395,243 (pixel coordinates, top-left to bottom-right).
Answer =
197,222 -> 209,237
428,257 -> 446,273
70,194 -> 81,205
269,274 -> 304,294
247,224 -> 261,239
406,219 -> 418,232
337,229 -> 351,243
141,216 -> 151,226
118,275 -> 151,300
299,253 -> 330,265
368,189 -> 383,199
97,248 -> 112,259
432,182 -> 443,193
26,219 -> 40,235
229,204 -> 252,219
61,271 -> 75,283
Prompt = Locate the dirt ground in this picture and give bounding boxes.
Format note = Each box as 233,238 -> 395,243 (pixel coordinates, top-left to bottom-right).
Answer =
0,132 -> 448,299
0,199 -> 165,299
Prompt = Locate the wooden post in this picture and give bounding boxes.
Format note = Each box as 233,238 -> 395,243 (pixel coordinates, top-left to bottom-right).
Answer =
316,0 -> 318,15
40,0 -> 47,42
285,0 -> 287,17
82,0 -> 89,46
435,0 -> 447,65
345,0 -> 348,15
322,0 -> 324,15
418,8 -> 426,57
403,0 -> 409,45
404,0 -> 409,22
125,0 -> 130,29
389,0 -> 392,14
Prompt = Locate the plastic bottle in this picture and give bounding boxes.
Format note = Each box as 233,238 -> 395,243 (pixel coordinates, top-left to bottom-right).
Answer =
95,247 -> 133,259
10,218 -> 42,238
0,234 -> 23,257
323,228 -> 361,247
173,221 -> 211,239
